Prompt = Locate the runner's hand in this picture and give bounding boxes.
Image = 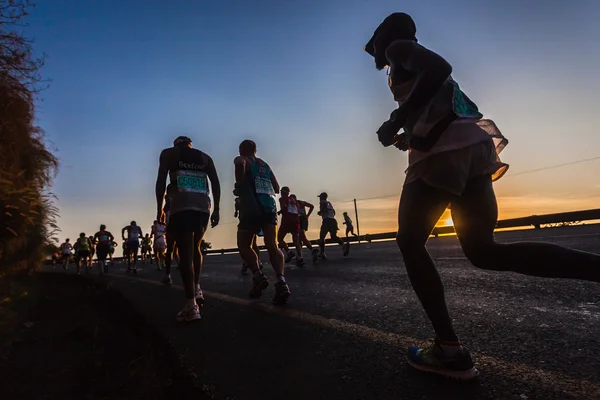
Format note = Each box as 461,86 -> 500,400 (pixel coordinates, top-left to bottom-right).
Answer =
394,132 -> 410,151
377,109 -> 406,147
157,208 -> 164,223
211,209 -> 220,228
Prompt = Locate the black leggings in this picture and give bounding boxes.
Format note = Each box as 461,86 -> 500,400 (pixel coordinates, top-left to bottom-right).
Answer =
397,176 -> 600,340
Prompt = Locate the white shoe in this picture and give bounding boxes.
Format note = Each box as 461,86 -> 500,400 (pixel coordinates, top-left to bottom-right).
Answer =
176,304 -> 201,322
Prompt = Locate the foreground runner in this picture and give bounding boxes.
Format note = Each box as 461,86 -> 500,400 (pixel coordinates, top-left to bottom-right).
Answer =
234,140 -> 289,304
235,197 -> 263,273
342,212 -> 358,238
122,221 -> 143,273
60,238 -> 73,271
365,12 -> 600,380
151,220 -> 167,271
317,192 -> 349,260
293,194 -> 319,263
93,225 -> 114,274
156,136 -> 221,322
277,186 -> 304,266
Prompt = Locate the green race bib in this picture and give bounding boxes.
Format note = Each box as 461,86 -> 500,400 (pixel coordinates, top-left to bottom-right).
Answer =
176,170 -> 208,193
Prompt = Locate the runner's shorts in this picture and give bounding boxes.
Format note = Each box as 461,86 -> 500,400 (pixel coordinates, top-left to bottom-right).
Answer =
239,213 -> 277,235
299,216 -> 309,232
154,236 -> 166,251
320,218 -> 339,237
127,239 -> 139,252
280,218 -> 300,235
97,244 -> 110,261
167,210 -> 209,236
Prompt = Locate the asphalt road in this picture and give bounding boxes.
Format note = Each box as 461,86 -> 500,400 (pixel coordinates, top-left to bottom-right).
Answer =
68,225 -> 600,399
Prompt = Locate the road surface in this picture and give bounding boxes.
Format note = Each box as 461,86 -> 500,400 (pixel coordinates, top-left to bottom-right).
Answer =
75,225 -> 600,399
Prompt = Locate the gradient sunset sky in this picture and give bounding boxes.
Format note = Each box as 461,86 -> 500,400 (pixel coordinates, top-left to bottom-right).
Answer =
30,0 -> 600,248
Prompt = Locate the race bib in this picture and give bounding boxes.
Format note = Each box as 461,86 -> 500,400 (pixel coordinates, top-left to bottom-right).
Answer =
287,203 -> 298,214
255,176 -> 275,195
176,170 -> 208,193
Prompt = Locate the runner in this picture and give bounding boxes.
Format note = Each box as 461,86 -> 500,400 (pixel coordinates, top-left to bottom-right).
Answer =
155,135 -> 221,322
151,219 -> 167,271
364,12 -> 600,380
93,224 -> 114,275
51,250 -> 60,266
59,238 -> 73,271
234,139 -> 290,305
235,197 -> 263,274
88,236 -> 96,264
162,183 -> 178,285
122,240 -> 129,263
316,192 -> 349,260
292,194 -> 319,263
141,233 -> 153,263
342,212 -> 358,238
122,221 -> 143,273
277,186 -> 304,266
108,240 -> 117,265
74,233 -> 91,274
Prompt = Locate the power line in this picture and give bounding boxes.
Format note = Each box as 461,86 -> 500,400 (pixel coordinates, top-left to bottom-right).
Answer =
503,155 -> 600,178
338,155 -> 600,203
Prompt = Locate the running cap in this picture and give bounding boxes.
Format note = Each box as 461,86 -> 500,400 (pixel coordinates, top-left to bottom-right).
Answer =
365,12 -> 417,70
318,192 -> 328,199
173,136 -> 192,147
281,186 -> 290,193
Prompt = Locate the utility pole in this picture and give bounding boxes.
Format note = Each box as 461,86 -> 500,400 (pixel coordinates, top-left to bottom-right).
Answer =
354,198 -> 360,243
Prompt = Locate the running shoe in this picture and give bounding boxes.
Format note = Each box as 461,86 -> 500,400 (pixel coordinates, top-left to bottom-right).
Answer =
161,276 -> 172,285
284,250 -> 296,263
406,338 -> 479,380
343,242 -> 350,257
249,274 -> 269,298
195,284 -> 204,308
176,304 -> 201,322
272,281 -> 291,305
296,258 -> 305,267
318,252 -> 327,261
311,248 -> 319,264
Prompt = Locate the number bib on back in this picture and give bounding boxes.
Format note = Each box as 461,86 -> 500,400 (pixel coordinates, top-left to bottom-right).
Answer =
287,203 -> 298,214
255,176 -> 275,195
176,170 -> 208,193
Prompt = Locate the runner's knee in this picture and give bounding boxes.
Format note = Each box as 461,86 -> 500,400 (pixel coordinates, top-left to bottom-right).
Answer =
396,231 -> 427,256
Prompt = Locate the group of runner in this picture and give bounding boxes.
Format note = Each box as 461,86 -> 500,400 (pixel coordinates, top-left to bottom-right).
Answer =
54,11 -> 600,380
56,229 -> 118,274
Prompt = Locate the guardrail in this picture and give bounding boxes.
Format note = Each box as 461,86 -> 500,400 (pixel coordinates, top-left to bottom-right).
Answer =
203,208 -> 600,255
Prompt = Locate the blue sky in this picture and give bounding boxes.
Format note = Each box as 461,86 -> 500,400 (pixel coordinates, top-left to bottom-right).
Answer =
29,0 -> 600,247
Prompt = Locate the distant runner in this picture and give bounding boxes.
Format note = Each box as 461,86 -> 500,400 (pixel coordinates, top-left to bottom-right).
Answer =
156,136 -> 221,322
141,233 -> 153,263
151,219 -> 167,271
277,186 -> 304,267
88,236 -> 96,264
74,232 -> 91,274
93,225 -> 114,275
342,212 -> 358,237
60,238 -> 73,271
292,194 -> 319,263
317,192 -> 349,260
365,12 -> 600,380
234,140 -> 290,305
122,221 -> 143,273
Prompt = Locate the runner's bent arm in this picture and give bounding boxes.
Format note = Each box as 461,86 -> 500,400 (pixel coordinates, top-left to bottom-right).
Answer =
305,202 -> 314,217
206,155 -> 221,212
155,149 -> 169,219
233,156 -> 246,193
121,227 -> 127,240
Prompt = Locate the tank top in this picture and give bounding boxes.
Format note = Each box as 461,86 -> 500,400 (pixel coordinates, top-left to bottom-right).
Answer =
153,223 -> 166,238
388,45 -> 482,152
127,226 -> 141,241
78,237 -> 89,251
96,231 -> 111,246
297,200 -> 307,217
242,157 -> 277,215
320,200 -> 335,220
169,147 -> 211,215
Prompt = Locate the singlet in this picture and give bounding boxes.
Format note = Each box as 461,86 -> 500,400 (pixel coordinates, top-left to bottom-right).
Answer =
96,231 -> 111,246
126,226 -> 141,242
344,215 -> 353,225
387,40 -> 482,152
297,200 -> 308,217
320,200 -> 335,220
169,147 -> 212,215
142,237 -> 151,247
78,237 -> 90,251
61,243 -> 72,254
241,156 -> 277,215
280,196 -> 299,222
153,223 -> 166,239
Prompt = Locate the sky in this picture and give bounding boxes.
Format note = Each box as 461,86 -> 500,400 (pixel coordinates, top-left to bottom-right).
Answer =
27,0 -> 600,248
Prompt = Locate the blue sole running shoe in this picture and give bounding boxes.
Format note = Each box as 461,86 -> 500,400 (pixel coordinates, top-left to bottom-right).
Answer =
407,339 -> 479,380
